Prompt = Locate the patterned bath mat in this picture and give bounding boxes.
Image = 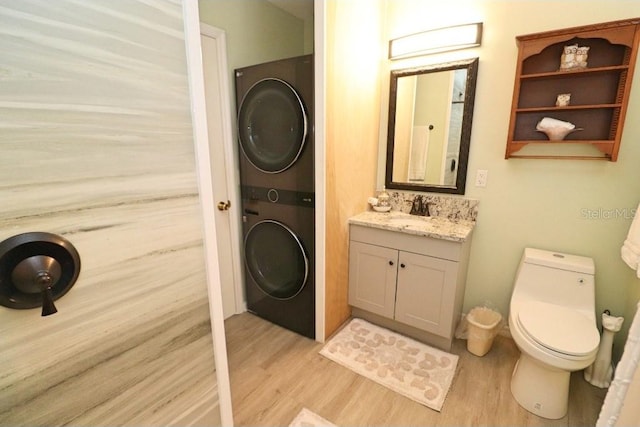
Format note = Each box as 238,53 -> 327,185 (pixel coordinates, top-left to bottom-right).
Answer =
288,408 -> 336,427
320,318 -> 458,411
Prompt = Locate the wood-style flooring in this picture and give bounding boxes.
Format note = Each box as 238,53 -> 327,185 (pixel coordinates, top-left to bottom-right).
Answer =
225,313 -> 606,426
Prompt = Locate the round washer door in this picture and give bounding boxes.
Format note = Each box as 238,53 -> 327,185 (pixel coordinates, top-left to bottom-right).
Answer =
238,78 -> 307,173
244,220 -> 309,300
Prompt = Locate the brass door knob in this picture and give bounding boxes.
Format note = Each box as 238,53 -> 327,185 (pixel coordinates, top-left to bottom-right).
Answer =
217,200 -> 231,211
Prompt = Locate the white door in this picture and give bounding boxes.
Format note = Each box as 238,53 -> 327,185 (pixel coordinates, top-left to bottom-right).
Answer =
200,25 -> 243,319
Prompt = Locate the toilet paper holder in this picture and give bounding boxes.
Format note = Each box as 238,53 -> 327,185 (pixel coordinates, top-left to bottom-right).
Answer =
0,232 -> 81,316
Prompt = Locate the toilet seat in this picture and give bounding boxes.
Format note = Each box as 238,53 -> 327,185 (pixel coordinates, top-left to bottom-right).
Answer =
517,301 -> 599,357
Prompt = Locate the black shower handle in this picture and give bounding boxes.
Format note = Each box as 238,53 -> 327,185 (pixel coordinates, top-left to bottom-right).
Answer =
0,232 -> 81,316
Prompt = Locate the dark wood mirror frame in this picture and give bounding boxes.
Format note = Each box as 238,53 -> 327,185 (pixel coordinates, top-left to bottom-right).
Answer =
385,58 -> 479,195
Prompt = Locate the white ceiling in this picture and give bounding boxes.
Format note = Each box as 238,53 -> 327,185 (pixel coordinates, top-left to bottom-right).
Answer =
266,0 -> 313,22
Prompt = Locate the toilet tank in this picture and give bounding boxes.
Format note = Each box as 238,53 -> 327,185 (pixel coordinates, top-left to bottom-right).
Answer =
511,248 -> 596,317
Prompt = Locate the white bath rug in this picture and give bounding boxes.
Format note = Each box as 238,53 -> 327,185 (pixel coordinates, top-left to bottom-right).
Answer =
320,318 -> 458,412
288,408 -> 336,427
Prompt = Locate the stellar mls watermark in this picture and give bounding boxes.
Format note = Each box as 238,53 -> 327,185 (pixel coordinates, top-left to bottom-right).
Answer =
581,207 -> 637,220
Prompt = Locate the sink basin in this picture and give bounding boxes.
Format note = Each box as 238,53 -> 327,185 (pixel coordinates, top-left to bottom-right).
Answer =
388,216 -> 431,227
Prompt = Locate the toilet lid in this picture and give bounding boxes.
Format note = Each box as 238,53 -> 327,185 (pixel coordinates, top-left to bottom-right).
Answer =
518,301 -> 600,356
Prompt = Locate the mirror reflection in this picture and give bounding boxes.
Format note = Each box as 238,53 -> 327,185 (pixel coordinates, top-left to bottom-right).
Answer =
385,58 -> 479,194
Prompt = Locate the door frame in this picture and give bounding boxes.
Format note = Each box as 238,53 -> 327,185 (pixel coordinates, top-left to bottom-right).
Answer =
200,22 -> 245,316
182,2 -> 234,425
314,0 -> 327,342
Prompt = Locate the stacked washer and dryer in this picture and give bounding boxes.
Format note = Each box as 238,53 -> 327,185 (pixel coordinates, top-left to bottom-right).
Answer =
234,55 -> 315,339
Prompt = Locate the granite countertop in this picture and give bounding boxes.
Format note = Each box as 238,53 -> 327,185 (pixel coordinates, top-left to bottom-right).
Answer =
348,211 -> 475,242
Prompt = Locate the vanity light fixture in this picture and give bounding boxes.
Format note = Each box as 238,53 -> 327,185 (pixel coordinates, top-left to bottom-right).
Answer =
389,22 -> 483,60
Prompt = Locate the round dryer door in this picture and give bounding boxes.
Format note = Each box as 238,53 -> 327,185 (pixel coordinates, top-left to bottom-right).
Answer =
238,78 -> 307,173
244,220 -> 309,300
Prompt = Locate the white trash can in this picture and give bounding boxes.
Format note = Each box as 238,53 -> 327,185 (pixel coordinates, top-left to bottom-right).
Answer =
466,306 -> 502,356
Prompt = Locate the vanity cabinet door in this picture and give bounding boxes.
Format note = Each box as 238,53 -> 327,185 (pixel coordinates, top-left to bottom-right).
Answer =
395,251 -> 458,336
348,241 -> 398,318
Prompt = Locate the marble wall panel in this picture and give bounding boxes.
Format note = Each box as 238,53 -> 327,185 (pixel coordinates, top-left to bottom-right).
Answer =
0,1 -> 220,425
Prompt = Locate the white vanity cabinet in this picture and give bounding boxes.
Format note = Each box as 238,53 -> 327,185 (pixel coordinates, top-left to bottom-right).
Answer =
348,223 -> 472,350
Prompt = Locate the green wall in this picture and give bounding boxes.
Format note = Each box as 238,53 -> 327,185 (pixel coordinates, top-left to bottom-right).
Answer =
384,0 -> 640,359
198,0 -> 307,76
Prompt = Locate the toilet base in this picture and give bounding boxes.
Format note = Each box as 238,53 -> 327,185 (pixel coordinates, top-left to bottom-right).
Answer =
511,353 -> 570,419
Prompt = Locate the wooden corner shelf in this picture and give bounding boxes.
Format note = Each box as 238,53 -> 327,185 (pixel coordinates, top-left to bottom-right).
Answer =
505,18 -> 640,161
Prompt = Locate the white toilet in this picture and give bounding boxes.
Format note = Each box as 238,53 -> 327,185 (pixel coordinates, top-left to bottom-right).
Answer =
509,248 -> 600,419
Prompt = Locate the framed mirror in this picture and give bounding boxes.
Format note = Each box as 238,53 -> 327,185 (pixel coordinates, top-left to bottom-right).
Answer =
385,58 -> 479,194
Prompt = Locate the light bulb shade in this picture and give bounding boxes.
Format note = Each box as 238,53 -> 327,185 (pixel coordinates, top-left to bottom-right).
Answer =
389,22 -> 483,59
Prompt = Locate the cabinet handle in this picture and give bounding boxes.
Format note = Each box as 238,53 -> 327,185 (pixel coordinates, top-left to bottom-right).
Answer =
389,260 -> 394,266
400,263 -> 406,268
